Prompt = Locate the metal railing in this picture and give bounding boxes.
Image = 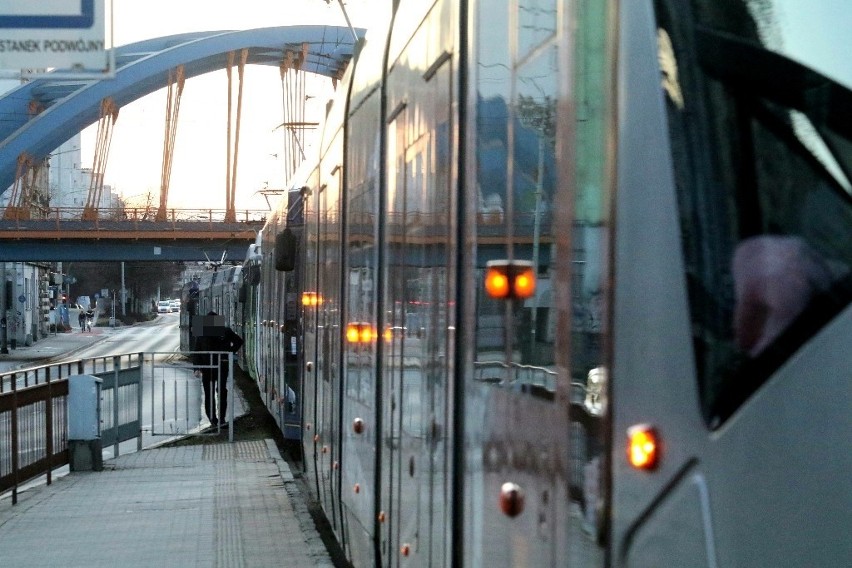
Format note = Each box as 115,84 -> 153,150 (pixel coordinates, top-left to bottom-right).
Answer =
0,370 -> 68,505
1,206 -> 269,225
1,354 -> 144,503
0,207 -> 268,241
473,360 -> 557,392
0,351 -> 233,504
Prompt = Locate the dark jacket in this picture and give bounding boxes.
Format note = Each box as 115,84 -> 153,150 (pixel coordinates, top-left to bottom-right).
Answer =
191,328 -> 244,378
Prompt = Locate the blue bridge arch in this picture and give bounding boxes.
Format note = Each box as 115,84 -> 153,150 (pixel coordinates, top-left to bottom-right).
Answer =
0,25 -> 361,195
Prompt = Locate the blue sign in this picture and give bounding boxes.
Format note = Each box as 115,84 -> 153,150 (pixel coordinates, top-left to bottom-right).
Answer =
17,294 -> 25,303
0,1 -> 94,29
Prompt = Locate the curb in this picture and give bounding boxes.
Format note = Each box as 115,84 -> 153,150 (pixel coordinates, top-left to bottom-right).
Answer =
265,439 -> 336,567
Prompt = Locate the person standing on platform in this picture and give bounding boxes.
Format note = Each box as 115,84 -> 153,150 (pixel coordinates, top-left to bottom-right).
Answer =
191,311 -> 243,427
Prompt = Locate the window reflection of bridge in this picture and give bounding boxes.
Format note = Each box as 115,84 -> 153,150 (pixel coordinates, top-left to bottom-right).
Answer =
343,210 -> 554,245
0,206 -> 266,261
0,206 -> 265,238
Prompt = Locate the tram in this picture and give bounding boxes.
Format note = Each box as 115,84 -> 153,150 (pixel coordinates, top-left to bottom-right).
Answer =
212,0 -> 852,565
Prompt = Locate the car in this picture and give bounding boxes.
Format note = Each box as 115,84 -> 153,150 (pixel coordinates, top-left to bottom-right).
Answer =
157,300 -> 172,314
170,299 -> 180,313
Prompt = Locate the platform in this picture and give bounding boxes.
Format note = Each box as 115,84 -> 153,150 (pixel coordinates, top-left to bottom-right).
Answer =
0,438 -> 334,567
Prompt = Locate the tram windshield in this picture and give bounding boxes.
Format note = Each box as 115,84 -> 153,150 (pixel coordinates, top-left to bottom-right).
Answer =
657,0 -> 852,426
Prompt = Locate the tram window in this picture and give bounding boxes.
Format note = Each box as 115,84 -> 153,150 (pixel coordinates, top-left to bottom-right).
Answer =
517,0 -> 558,62
656,1 -> 852,426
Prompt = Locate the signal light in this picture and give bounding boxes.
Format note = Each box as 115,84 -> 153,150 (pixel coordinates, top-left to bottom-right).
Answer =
302,292 -> 322,306
484,260 -> 536,300
627,424 -> 660,470
346,322 -> 377,343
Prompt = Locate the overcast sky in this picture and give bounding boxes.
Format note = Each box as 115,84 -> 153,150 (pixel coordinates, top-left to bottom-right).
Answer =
84,0 -> 369,211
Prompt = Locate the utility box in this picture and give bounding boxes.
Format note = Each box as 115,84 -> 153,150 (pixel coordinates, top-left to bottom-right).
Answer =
68,374 -> 103,472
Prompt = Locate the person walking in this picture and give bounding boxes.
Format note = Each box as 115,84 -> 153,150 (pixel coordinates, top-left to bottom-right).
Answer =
191,311 -> 243,427
78,309 -> 86,331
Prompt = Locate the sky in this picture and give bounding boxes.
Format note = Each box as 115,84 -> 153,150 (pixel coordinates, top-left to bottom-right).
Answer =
82,0 -> 370,212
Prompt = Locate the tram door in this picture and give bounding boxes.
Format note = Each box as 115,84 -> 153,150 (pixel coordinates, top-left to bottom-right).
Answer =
382,106 -> 407,565
316,163 -> 344,535
382,47 -> 455,563
301,171 -> 323,517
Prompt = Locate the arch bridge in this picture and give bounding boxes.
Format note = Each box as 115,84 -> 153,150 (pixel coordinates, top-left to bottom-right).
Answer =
0,25 -> 361,261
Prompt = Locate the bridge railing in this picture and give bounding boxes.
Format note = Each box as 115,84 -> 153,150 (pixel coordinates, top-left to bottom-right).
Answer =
0,206 -> 268,230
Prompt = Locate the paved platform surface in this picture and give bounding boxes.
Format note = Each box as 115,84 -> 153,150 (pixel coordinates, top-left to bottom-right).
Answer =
0,439 -> 334,568
0,322 -> 338,567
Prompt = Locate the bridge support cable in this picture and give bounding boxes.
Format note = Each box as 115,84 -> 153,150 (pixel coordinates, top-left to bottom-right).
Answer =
276,43 -> 314,186
224,49 -> 249,223
4,101 -> 49,221
82,98 -> 119,221
157,65 -> 186,221
3,153 -> 49,220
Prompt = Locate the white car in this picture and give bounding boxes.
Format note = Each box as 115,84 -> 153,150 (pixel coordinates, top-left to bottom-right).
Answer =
157,300 -> 172,314
170,300 -> 181,313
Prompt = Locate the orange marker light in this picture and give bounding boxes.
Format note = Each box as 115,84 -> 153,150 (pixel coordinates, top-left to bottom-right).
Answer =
513,267 -> 536,299
346,323 -> 360,343
302,292 -> 323,306
359,325 -> 375,343
627,424 -> 660,470
484,260 -> 536,300
346,322 -> 377,343
484,268 -> 510,298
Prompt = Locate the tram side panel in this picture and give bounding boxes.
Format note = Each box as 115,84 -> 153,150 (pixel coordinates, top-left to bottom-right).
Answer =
338,35 -> 386,566
382,1 -> 459,564
613,1 -> 852,566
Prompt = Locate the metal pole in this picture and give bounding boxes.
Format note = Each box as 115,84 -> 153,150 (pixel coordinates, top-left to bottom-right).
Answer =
137,353 -> 143,452
529,135 -> 544,358
113,355 -> 120,458
1,262 -> 8,354
228,352 -> 234,443
11,371 -> 18,504
335,0 -> 360,44
121,261 -> 126,317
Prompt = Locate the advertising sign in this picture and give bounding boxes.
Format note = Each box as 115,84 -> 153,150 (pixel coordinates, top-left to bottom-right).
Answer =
0,0 -> 106,70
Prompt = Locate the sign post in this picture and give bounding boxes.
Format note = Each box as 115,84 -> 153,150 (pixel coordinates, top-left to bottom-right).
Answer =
0,0 -> 112,76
